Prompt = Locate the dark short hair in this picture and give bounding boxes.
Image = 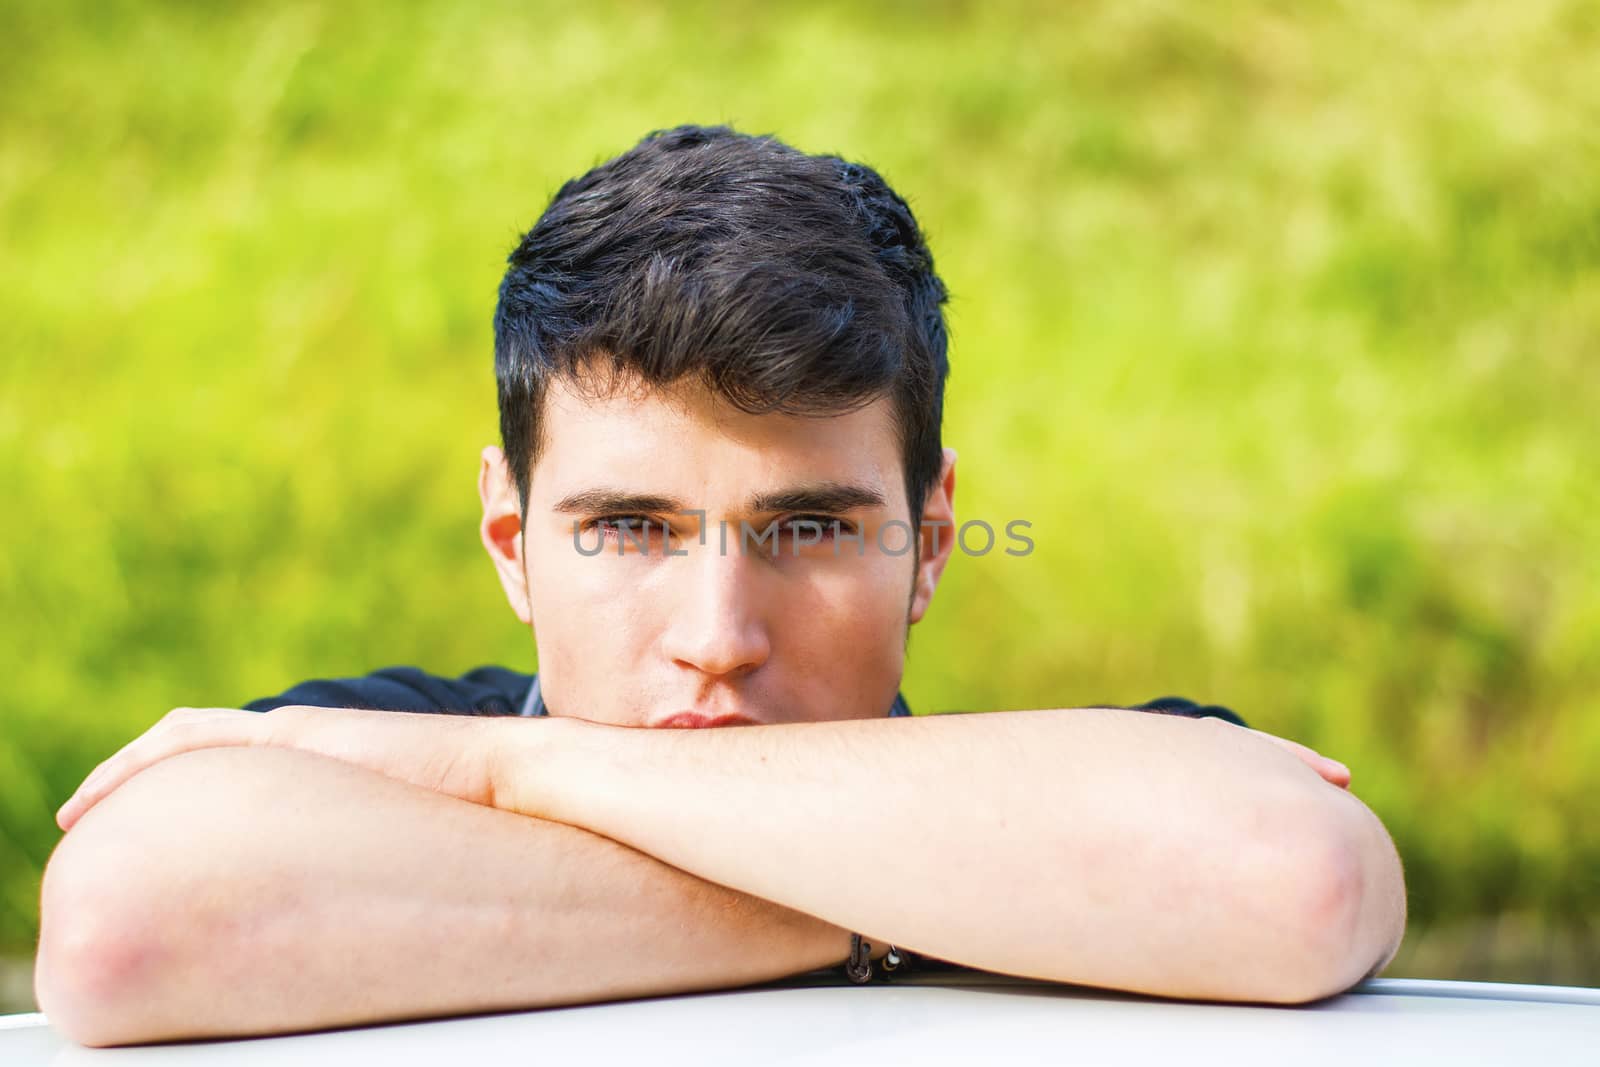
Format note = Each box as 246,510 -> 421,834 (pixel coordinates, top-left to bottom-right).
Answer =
494,124 -> 950,522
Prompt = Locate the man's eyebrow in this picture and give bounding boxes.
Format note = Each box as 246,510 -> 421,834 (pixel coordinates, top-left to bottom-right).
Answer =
551,489 -> 687,515
746,482 -> 887,514
549,482 -> 887,516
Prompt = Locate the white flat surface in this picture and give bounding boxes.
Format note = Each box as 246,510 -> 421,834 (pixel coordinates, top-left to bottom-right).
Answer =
4,975 -> 1598,1065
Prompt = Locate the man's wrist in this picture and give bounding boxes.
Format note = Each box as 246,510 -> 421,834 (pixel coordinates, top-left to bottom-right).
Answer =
484,712 -> 601,818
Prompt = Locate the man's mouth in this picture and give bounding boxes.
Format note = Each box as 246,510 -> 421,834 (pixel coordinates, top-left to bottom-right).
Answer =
648,711 -> 760,729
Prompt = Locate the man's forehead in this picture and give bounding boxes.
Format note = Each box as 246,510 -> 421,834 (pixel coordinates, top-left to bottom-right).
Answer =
530,372 -> 903,508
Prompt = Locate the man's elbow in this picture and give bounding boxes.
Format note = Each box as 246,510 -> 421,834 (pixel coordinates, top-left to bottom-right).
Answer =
1251,792 -> 1407,1005
35,751 -> 253,1046
35,834 -> 178,1046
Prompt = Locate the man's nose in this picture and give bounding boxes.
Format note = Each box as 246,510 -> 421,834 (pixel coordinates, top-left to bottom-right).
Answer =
659,546 -> 772,680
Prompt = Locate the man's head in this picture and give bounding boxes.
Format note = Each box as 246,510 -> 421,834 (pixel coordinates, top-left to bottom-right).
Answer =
478,125 -> 956,727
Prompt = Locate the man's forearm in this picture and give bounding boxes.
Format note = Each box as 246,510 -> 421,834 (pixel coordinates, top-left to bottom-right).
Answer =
36,746 -> 864,1047
507,708 -> 1407,1003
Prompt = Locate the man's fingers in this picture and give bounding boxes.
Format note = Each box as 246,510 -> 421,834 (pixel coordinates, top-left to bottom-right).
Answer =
57,709 -> 263,832
1286,740 -> 1351,788
1242,728 -> 1352,789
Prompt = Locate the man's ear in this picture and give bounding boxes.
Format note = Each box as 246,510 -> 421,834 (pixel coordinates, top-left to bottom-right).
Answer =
479,445 -> 533,625
909,447 -> 958,625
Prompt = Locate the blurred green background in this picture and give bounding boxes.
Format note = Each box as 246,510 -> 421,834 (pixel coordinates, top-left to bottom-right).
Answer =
2,0 -> 1597,1010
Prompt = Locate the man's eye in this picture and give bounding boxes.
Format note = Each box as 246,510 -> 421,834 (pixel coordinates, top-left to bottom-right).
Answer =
779,515 -> 854,543
587,515 -> 663,542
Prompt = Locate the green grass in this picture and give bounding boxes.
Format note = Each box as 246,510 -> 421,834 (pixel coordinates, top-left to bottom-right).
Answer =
3,0 -> 1598,980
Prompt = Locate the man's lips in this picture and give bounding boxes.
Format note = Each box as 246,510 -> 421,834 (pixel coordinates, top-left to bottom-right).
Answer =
648,711 -> 760,729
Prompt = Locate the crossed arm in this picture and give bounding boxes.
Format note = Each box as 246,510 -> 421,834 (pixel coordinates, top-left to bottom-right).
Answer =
35,705 -> 1406,1046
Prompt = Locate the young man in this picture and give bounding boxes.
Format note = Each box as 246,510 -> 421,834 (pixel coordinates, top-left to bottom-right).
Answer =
36,125 -> 1406,1046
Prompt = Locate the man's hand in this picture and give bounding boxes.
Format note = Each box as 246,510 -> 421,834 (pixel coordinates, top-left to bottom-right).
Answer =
55,705 -> 519,832
1237,724 -> 1351,789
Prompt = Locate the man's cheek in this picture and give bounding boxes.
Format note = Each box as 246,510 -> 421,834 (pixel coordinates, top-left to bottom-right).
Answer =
813,599 -> 907,711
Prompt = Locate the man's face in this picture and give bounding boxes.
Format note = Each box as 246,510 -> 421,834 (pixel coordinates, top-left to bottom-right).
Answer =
479,370 -> 956,728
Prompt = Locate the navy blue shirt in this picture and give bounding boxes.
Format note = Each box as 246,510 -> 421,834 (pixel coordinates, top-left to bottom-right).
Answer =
242,664 -> 1247,982
242,663 -> 1246,728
